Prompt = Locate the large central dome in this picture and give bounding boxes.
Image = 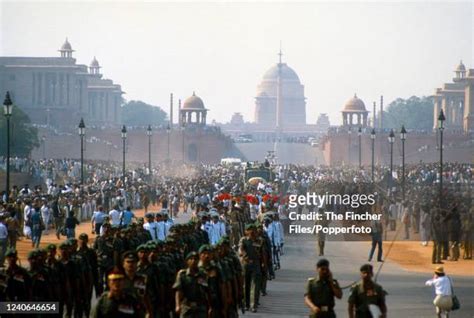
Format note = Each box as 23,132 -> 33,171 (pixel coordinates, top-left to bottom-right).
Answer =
255,58 -> 306,127
262,63 -> 301,83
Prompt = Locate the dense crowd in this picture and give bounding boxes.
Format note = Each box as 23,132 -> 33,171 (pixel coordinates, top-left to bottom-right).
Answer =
0,158 -> 471,317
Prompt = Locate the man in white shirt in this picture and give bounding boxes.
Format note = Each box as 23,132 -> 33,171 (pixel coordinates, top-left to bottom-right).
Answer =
108,205 -> 121,227
143,213 -> 158,241
425,266 -> 453,318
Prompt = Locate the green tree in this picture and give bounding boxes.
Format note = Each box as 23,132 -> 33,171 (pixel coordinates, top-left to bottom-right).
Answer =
0,105 -> 39,157
382,96 -> 434,130
121,100 -> 168,126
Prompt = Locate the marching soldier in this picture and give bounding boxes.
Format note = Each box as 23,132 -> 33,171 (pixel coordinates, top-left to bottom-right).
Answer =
94,224 -> 115,294
348,264 -> 387,318
137,244 -> 162,318
121,251 -> 153,316
77,233 -> 98,316
93,268 -> 145,318
4,249 -> 31,301
45,244 -> 66,317
198,244 -> 227,318
304,259 -> 342,318
27,249 -> 53,301
173,251 -> 210,318
239,224 -> 264,313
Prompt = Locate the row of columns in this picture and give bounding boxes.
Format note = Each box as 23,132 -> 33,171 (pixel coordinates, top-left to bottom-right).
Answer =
181,110 -> 207,125
32,72 -> 85,108
433,94 -> 465,129
342,111 -> 369,127
88,91 -> 120,124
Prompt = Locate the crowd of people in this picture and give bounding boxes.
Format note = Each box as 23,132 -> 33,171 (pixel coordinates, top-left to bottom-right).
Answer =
0,157 -> 471,317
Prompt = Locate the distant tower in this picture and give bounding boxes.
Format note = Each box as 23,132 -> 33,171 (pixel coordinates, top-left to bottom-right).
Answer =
169,93 -> 174,129
453,60 -> 466,82
373,101 -> 376,128
276,44 -> 283,131
379,95 -> 384,130
59,38 -> 74,58
89,56 -> 101,76
178,99 -> 182,126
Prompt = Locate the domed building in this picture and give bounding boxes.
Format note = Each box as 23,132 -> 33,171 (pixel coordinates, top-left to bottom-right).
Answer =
180,91 -> 208,125
341,94 -> 369,127
254,52 -> 306,127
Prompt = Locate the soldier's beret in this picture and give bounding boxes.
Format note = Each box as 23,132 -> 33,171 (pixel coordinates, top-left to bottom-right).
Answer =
198,244 -> 212,254
245,224 -> 256,231
59,242 -> 70,249
5,248 -> 17,257
360,264 -> 373,273
185,251 -> 198,260
27,250 -> 38,259
122,251 -> 138,262
78,233 -> 88,240
316,259 -> 330,268
145,213 -> 154,219
45,244 -> 57,251
218,237 -> 230,245
136,244 -> 149,252
67,238 -> 78,245
146,241 -> 157,249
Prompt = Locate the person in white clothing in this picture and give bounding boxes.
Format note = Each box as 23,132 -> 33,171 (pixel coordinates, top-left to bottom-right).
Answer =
155,213 -> 166,241
108,205 -> 121,227
143,213 -> 158,241
425,266 -> 453,318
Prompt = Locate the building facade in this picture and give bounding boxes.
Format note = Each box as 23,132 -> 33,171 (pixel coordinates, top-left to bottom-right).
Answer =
433,61 -> 474,133
254,52 -> 306,128
0,39 -> 123,130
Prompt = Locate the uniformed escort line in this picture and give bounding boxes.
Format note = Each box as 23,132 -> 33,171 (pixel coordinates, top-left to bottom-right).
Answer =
289,224 -> 372,234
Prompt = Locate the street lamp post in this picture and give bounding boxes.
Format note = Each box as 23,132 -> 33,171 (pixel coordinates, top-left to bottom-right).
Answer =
41,135 -> 46,159
388,129 -> 395,193
121,125 -> 127,184
371,128 -> 376,182
400,125 -> 407,202
166,123 -> 171,162
147,125 -> 152,179
78,118 -> 86,186
348,127 -> 352,165
3,92 -> 13,202
358,127 -> 362,168
181,123 -> 185,163
438,110 -> 445,201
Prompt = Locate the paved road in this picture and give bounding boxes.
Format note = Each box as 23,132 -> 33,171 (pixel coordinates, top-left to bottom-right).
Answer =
248,223 -> 474,318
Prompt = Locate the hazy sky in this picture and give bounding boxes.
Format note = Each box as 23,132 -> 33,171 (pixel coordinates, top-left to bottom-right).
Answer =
1,1 -> 473,125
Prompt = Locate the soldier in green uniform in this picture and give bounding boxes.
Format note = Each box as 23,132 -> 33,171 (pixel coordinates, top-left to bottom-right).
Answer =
198,245 -> 227,318
27,249 -> 53,301
93,268 -> 145,318
78,233 -> 98,316
45,243 -> 66,317
304,259 -> 342,318
59,241 -> 79,318
94,224 -> 114,294
173,251 -> 210,318
239,223 -> 264,313
4,248 -> 32,301
348,264 -> 387,318
136,244 -> 162,318
121,251 -> 152,316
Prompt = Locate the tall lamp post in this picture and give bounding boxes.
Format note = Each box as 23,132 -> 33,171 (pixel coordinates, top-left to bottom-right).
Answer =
166,123 -> 171,162
146,125 -> 152,179
348,127 -> 352,165
438,110 -> 445,201
78,118 -> 86,186
121,125 -> 127,183
371,128 -> 376,182
181,122 -> 186,163
388,129 -> 395,192
358,126 -> 362,168
3,92 -> 13,202
400,125 -> 407,201
41,135 -> 46,159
